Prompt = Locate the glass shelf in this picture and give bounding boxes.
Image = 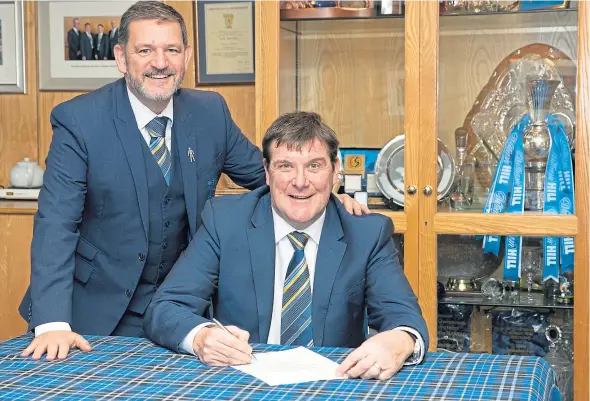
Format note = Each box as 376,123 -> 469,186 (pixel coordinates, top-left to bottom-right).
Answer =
439,291 -> 573,309
279,6 -> 577,21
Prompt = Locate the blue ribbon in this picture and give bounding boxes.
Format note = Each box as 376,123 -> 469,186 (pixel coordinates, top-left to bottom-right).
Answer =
503,133 -> 525,281
483,115 -> 530,257
482,113 -> 574,283
549,116 -> 575,276
543,118 -> 560,282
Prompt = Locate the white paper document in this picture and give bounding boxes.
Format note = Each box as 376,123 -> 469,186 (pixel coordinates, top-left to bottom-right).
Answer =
232,347 -> 343,386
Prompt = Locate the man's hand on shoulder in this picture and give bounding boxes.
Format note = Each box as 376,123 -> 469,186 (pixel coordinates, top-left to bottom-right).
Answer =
336,330 -> 414,380
335,193 -> 371,216
21,331 -> 92,361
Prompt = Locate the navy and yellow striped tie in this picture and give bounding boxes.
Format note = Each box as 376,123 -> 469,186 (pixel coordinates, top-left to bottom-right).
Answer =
281,231 -> 313,346
146,116 -> 171,185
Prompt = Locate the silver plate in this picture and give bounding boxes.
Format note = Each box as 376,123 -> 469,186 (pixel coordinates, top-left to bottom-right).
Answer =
375,135 -> 455,206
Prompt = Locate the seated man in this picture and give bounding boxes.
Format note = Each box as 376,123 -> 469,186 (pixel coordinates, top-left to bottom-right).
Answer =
145,111 -> 428,380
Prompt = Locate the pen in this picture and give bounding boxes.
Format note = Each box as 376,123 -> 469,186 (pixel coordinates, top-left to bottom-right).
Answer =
212,318 -> 257,362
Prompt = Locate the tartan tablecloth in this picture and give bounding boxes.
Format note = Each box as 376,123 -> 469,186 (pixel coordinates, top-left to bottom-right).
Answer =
0,335 -> 559,400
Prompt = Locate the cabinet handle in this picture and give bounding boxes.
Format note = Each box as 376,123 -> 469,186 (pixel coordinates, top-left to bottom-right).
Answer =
407,185 -> 417,195
423,186 -> 433,196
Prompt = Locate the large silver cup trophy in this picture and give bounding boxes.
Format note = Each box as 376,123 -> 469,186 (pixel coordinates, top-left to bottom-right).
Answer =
523,78 -> 560,211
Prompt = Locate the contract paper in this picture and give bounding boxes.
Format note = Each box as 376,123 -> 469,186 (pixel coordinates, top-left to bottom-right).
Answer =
232,347 -> 344,386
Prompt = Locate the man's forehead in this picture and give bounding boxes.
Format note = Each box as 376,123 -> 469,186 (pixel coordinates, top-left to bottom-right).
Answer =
273,139 -> 329,156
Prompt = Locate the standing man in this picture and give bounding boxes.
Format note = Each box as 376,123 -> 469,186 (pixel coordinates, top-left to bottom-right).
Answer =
80,23 -> 94,60
67,18 -> 81,60
94,24 -> 109,60
20,1 -> 364,361
108,19 -> 119,60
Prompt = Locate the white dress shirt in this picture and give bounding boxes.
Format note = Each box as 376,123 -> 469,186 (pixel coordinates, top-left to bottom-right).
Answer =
181,207 -> 424,365
34,87 -> 174,337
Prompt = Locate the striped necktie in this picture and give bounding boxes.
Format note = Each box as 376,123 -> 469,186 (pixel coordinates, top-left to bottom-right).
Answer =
146,116 -> 171,185
281,231 -> 313,346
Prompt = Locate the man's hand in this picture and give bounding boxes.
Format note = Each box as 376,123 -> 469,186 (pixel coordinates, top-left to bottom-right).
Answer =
336,193 -> 371,216
193,325 -> 253,366
336,330 -> 414,380
21,331 -> 92,361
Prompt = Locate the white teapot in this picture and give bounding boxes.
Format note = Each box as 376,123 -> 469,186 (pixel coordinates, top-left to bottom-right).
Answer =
10,158 -> 44,188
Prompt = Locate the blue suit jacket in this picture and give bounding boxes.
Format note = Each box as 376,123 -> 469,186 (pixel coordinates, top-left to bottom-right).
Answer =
19,78 -> 265,335
145,187 -> 428,352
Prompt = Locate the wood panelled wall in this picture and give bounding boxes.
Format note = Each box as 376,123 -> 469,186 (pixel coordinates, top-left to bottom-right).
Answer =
0,1 -> 254,340
0,1 -> 256,185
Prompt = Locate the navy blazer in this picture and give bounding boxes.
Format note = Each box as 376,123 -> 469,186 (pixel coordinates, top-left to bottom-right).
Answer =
19,78 -> 265,335
145,187 -> 429,352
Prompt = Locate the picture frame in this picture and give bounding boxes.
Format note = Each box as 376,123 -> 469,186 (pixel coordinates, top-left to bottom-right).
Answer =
0,0 -> 25,93
37,1 -> 133,91
195,0 -> 255,85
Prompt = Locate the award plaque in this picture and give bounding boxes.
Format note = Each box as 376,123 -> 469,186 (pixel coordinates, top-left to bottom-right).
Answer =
463,44 -> 576,191
375,135 -> 455,207
196,1 -> 255,84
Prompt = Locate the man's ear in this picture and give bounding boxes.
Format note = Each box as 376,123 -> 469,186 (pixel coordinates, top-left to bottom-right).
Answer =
114,44 -> 127,75
332,158 -> 342,194
264,159 -> 270,186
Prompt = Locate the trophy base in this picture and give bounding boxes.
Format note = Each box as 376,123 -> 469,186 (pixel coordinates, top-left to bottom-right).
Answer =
446,277 -> 479,292
525,189 -> 544,211
556,295 -> 573,304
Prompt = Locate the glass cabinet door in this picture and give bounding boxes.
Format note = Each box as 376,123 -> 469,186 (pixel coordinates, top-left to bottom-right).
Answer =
427,2 -> 583,400
258,1 -> 421,290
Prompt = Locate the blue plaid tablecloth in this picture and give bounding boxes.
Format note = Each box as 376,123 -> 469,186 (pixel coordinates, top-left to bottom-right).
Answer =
0,335 -> 560,400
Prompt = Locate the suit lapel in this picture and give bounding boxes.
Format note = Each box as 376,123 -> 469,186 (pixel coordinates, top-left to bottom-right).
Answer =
112,79 -> 149,237
173,94 -> 198,236
312,198 -> 347,346
247,193 -> 275,343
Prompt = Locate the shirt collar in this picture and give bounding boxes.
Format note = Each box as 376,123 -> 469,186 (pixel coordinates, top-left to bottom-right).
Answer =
271,204 -> 326,246
126,86 -> 174,132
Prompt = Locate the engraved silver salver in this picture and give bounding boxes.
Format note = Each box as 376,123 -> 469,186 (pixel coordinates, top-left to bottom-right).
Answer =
375,135 -> 455,207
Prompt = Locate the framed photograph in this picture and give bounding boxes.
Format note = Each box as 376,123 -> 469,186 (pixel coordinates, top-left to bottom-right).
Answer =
195,1 -> 254,85
38,1 -> 134,91
0,1 -> 25,93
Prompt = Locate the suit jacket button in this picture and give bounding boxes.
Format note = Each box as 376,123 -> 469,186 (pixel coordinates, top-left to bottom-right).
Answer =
125,289 -> 132,298
138,253 -> 145,261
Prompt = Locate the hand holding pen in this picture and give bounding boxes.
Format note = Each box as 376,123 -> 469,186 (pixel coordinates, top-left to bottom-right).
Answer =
192,318 -> 256,366
212,319 -> 257,362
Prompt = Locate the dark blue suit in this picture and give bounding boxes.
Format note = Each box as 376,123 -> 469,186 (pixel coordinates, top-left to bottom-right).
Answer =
145,187 -> 428,352
19,78 -> 265,335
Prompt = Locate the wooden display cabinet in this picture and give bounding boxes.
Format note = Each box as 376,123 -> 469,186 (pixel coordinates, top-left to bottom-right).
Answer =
255,2 -> 589,399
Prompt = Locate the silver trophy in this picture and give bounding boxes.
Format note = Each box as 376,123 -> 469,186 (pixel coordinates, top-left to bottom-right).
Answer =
523,78 -> 560,211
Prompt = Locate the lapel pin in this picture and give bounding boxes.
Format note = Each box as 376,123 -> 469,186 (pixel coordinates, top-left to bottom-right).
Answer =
188,147 -> 195,163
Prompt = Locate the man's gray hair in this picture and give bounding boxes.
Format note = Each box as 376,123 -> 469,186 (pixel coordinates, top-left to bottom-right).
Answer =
118,1 -> 188,47
262,111 -> 340,166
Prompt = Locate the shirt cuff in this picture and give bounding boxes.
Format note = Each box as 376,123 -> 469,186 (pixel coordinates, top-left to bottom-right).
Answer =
35,322 -> 72,337
179,322 -> 215,355
392,326 -> 425,365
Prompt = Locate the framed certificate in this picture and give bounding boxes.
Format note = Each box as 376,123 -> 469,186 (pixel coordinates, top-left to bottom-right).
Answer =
195,1 -> 255,85
0,0 -> 26,93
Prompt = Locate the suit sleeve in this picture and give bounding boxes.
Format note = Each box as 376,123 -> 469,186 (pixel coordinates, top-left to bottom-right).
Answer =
218,94 -> 266,190
29,105 -> 88,328
144,200 -> 222,353
67,31 -> 79,53
365,218 -> 430,350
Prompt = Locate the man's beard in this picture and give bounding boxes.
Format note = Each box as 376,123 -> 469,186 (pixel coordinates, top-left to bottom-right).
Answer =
125,61 -> 185,102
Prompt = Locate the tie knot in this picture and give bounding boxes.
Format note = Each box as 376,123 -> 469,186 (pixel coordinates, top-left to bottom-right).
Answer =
146,116 -> 169,138
287,231 -> 309,251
